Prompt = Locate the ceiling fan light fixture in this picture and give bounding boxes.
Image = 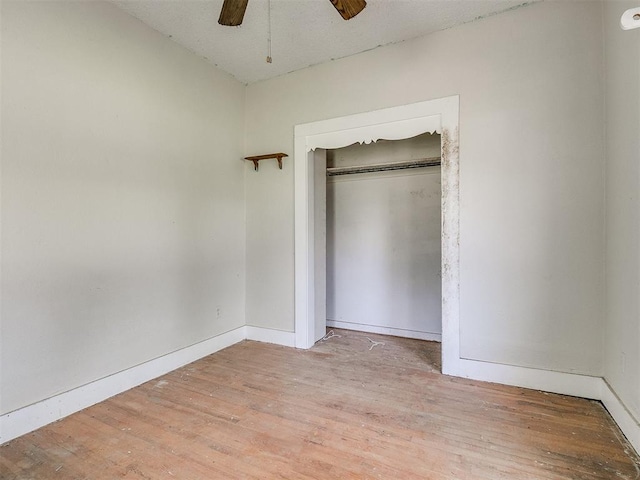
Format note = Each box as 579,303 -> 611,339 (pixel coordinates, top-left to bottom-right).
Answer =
218,0 -> 249,26
329,0 -> 367,20
218,0 -> 366,27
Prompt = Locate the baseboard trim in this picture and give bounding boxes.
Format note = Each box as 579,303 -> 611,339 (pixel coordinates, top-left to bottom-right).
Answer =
600,379 -> 640,455
457,358 -> 603,400
245,326 -> 296,347
326,320 -> 442,342
456,358 -> 639,455
0,327 -> 246,444
3,326 -> 639,457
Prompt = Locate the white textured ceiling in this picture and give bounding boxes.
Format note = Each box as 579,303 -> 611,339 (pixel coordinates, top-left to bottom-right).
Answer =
112,0 -> 533,84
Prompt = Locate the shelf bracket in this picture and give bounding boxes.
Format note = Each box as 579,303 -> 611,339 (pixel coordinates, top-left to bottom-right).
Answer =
244,153 -> 288,171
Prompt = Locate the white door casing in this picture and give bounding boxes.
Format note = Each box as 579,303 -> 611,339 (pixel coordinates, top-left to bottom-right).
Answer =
293,95 -> 460,375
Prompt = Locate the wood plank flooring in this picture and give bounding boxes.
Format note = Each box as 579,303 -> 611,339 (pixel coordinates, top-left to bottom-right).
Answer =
2,329 -> 639,479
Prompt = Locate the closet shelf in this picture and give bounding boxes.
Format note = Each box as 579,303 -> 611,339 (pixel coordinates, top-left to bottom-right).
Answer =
244,153 -> 288,171
326,157 -> 441,177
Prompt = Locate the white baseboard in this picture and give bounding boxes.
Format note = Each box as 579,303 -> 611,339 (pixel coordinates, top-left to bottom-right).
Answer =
245,326 -> 296,347
600,380 -> 640,455
456,358 -> 640,455
3,325 -> 639,458
326,320 -> 442,342
0,326 -> 245,444
456,358 -> 603,400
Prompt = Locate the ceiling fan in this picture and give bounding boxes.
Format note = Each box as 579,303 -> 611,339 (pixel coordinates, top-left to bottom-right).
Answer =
218,0 -> 367,26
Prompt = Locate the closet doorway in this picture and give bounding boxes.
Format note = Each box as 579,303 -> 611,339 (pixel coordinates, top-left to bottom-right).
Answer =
326,134 -> 442,342
293,96 -> 460,376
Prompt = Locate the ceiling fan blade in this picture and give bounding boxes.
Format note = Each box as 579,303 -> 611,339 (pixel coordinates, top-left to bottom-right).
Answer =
329,0 -> 366,20
218,0 -> 249,26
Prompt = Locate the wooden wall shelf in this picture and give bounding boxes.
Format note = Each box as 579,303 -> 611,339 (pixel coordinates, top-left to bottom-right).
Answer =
244,153 -> 288,171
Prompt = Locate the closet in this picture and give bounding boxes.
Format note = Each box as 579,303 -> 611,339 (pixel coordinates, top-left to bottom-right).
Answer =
326,133 -> 442,341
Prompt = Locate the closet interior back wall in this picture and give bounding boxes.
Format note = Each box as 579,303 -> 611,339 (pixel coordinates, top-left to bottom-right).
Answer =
326,134 -> 443,342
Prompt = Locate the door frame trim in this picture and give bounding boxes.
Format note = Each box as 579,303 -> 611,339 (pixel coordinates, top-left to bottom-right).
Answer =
293,95 -> 461,375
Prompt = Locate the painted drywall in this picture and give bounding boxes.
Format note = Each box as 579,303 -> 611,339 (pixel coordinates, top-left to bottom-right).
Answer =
604,0 -> 640,423
1,1 -> 246,414
326,135 -> 442,337
244,1 -> 605,375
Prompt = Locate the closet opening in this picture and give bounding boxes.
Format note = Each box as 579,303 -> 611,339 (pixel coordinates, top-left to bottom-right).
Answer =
325,133 -> 443,355
294,96 -> 460,376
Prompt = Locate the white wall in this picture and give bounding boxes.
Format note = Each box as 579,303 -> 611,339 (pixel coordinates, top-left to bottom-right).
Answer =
1,1 -> 246,414
245,1 -> 605,375
326,135 -> 442,338
604,0 -> 640,423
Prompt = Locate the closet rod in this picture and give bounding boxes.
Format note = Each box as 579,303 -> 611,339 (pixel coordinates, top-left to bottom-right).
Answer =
326,157 -> 441,177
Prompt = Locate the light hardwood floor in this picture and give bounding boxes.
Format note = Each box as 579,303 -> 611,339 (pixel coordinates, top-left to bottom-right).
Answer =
2,329 -> 639,479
